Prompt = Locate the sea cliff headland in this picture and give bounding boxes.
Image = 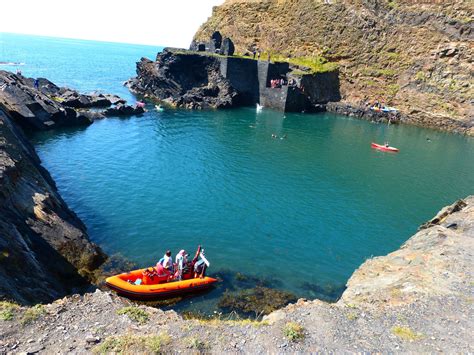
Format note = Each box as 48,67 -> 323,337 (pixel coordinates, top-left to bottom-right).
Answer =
192,0 -> 473,135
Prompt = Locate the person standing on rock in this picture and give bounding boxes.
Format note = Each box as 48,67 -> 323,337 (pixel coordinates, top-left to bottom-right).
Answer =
34,78 -> 39,90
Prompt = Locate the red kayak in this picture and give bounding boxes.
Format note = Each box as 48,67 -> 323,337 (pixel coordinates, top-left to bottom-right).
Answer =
371,142 -> 399,152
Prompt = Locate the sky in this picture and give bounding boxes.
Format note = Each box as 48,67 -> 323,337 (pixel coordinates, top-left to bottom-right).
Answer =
0,0 -> 225,47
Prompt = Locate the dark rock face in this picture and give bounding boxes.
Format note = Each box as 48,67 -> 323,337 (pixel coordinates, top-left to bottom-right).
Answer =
326,101 -> 402,124
210,31 -> 223,52
0,109 -> 106,304
103,103 -> 145,116
0,70 -> 142,131
221,37 -> 235,56
126,49 -> 238,109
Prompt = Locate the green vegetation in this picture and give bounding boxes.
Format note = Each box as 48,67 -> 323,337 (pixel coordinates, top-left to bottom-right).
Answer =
0,301 -> 19,321
415,71 -> 427,82
185,336 -> 209,351
94,333 -> 171,354
182,310 -> 269,328
21,304 -> 46,325
391,326 -> 423,341
387,84 -> 400,97
283,322 -> 305,342
116,307 -> 150,325
361,66 -> 396,78
387,0 -> 399,9
172,48 -> 338,74
346,312 -> 358,321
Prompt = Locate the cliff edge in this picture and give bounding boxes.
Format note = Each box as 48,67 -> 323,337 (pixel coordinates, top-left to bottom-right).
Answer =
194,0 -> 473,134
1,197 -> 472,352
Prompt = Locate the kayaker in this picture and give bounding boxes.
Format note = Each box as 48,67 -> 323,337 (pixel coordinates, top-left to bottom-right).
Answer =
384,141 -> 389,147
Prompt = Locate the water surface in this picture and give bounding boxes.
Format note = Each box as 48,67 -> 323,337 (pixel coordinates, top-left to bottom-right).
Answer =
3,33 -> 474,312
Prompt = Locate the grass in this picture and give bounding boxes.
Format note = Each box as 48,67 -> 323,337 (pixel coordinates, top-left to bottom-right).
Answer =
185,336 -> 209,351
0,301 -> 19,321
169,48 -> 338,74
346,312 -> 358,321
391,326 -> 423,341
283,322 -> 305,342
415,71 -> 426,82
94,333 -> 171,354
116,307 -> 150,325
182,310 -> 269,328
21,304 -> 45,325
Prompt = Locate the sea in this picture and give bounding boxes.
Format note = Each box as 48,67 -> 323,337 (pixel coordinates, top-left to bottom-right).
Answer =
1,32 -> 473,314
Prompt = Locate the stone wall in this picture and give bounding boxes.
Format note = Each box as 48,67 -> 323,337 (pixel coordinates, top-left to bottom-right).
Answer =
220,57 -> 260,105
259,86 -> 287,111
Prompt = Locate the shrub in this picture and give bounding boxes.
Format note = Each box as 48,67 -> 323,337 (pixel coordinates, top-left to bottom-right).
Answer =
283,322 -> 305,342
117,307 -> 149,325
0,301 -> 19,321
21,304 -> 45,325
185,336 -> 209,350
392,326 -> 423,341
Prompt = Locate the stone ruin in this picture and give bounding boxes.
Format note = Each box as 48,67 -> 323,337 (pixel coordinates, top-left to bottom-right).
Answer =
190,31 -> 235,56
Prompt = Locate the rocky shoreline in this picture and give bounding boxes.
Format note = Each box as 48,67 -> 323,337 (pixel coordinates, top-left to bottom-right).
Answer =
0,71 -> 148,305
1,196 -> 472,353
0,70 -> 144,131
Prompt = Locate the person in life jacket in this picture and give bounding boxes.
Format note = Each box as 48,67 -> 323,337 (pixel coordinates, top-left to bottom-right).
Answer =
157,250 -> 174,273
175,250 -> 188,280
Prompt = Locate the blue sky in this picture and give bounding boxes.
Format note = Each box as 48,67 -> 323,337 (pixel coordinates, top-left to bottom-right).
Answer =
0,0 -> 225,46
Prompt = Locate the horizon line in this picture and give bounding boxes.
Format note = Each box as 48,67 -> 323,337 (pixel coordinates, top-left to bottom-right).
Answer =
0,31 -> 189,49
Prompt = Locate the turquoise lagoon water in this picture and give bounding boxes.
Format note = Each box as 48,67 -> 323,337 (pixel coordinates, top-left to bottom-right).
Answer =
2,33 -> 474,312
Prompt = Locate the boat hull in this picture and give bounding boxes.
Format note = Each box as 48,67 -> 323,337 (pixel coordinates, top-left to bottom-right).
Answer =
371,142 -> 399,152
105,268 -> 218,300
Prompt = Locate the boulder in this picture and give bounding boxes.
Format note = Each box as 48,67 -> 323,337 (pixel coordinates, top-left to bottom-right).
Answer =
209,31 -> 223,52
221,37 -> 235,56
103,103 -> 145,116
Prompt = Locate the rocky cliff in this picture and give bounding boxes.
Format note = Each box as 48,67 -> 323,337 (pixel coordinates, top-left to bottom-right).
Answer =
127,50 -> 238,109
1,196 -> 472,352
194,0 -> 473,134
0,109 -> 107,304
0,70 -> 144,131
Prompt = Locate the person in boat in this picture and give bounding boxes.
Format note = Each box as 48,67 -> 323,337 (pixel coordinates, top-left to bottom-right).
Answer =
194,249 -> 209,279
158,250 -> 174,272
175,249 -> 188,280
384,141 -> 389,147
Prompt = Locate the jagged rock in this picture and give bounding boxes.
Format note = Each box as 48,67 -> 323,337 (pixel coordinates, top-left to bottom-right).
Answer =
221,37 -> 235,56
103,103 -> 144,116
0,109 -> 106,304
0,70 -> 142,130
126,49 -> 238,109
209,31 -> 223,52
